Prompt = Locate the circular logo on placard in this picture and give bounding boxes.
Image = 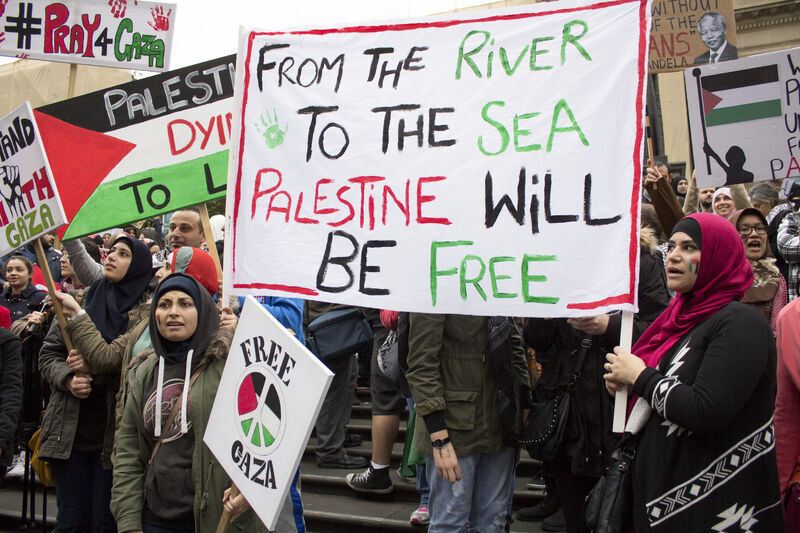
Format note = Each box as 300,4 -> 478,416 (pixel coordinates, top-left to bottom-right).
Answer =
235,369 -> 285,456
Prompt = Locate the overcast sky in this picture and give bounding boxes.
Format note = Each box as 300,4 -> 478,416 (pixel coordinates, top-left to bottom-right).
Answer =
1,0 -> 489,69
169,0 -> 489,69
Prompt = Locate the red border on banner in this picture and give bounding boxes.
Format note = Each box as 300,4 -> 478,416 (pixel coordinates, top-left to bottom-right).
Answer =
234,283 -> 319,296
567,0 -> 647,310
232,0 -> 648,311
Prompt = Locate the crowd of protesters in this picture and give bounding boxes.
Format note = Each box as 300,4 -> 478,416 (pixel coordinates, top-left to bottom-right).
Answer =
0,165 -> 796,533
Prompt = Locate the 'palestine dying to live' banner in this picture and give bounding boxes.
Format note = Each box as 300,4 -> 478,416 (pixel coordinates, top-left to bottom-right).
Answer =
225,0 -> 651,318
34,54 -> 235,239
0,0 -> 176,71
686,47 -> 800,188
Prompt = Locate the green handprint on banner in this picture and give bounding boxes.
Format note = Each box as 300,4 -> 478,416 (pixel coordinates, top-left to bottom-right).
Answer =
255,109 -> 287,149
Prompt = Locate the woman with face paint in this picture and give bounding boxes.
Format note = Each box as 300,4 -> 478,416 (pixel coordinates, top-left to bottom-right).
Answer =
111,273 -> 265,533
37,235 -> 153,533
728,208 -> 787,336
604,213 -> 783,532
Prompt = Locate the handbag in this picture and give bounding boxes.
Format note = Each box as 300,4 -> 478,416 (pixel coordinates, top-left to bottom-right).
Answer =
376,330 -> 400,384
519,334 -> 591,460
306,308 -> 374,365
585,439 -> 637,533
27,428 -> 55,487
784,458 -> 800,533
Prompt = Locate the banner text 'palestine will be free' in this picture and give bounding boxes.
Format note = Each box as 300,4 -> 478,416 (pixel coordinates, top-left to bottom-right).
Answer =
226,0 -> 651,318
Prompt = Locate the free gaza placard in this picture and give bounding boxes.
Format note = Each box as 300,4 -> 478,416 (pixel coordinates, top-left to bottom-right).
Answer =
225,0 -> 651,318
0,102 -> 67,256
204,297 -> 333,530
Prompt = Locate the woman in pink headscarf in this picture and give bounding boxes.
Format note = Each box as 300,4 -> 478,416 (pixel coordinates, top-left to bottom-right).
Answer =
604,213 -> 783,532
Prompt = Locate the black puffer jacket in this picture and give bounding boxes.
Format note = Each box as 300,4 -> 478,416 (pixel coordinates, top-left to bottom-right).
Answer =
524,247 -> 669,476
0,329 -> 22,468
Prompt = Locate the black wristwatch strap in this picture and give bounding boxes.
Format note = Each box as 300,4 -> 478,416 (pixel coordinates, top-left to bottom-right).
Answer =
432,436 -> 451,449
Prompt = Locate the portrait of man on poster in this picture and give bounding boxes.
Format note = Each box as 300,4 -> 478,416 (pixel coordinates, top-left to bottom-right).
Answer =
694,12 -> 738,64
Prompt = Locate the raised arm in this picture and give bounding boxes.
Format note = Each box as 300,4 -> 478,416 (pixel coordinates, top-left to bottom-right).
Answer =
730,184 -> 752,210
644,164 -> 685,236
63,239 -> 104,287
683,171 -> 699,214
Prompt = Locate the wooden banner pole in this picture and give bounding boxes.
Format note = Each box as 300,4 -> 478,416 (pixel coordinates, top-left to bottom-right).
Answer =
216,483 -> 240,533
646,115 -> 656,190
612,310 -> 634,433
67,63 -> 78,99
33,239 -> 74,353
198,204 -> 223,280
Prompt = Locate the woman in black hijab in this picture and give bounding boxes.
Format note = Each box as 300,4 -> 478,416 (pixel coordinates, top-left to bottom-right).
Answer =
38,235 -> 152,533
111,273 -> 261,533
671,175 -> 688,206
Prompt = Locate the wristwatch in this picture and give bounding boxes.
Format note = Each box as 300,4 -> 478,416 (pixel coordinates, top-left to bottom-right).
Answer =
431,436 -> 451,449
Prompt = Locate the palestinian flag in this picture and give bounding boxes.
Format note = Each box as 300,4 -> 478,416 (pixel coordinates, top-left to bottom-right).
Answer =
33,54 -> 235,240
701,65 -> 782,127
237,372 -> 282,450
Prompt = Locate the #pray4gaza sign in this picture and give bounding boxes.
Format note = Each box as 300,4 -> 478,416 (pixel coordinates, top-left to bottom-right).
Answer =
0,0 -> 175,71
0,103 -> 67,256
204,297 -> 333,531
226,0 -> 650,317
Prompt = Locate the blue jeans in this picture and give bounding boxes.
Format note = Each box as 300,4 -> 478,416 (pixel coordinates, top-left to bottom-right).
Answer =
51,450 -> 116,533
417,462 -> 430,507
425,447 -> 515,532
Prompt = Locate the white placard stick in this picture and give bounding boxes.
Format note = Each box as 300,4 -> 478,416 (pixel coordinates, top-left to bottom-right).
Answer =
613,310 -> 634,432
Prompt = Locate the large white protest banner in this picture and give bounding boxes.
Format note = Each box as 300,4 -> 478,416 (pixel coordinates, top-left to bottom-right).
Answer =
686,47 -> 800,188
0,0 -> 176,71
0,102 -> 67,256
225,0 -> 651,318
204,297 -> 333,530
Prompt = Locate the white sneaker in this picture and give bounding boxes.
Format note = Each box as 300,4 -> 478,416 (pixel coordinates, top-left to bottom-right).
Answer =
396,467 -> 416,483
6,452 -> 24,478
410,506 -> 430,526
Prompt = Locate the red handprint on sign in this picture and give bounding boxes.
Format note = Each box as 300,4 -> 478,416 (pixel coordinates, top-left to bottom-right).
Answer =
108,0 -> 138,19
0,0 -> 9,18
148,6 -> 171,32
